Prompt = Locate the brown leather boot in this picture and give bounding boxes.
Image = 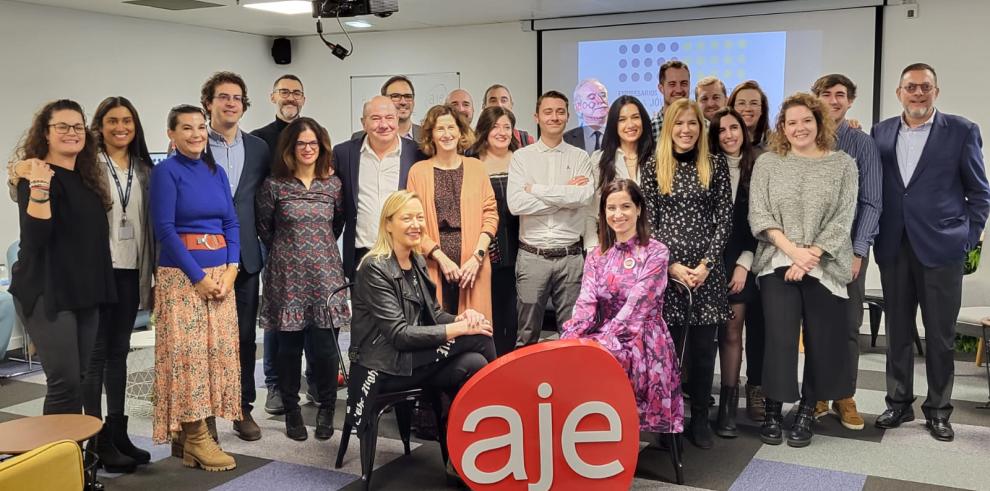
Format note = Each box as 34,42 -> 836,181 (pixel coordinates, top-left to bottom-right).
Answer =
172,416 -> 219,458
745,384 -> 766,421
181,420 -> 236,472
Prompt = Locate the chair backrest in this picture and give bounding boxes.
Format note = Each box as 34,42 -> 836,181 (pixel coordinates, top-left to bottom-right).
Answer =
5,241 -> 18,271
0,439 -> 84,490
327,282 -> 353,383
962,260 -> 990,307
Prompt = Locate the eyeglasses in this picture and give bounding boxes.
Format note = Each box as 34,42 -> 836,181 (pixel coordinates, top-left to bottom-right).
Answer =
900,83 -> 935,94
214,93 -> 244,103
388,93 -> 415,102
295,141 -> 319,150
49,123 -> 86,135
275,89 -> 304,99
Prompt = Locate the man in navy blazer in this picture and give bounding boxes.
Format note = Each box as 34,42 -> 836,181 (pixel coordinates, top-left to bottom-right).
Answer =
334,95 -> 425,280
871,63 -> 990,442
201,71 -> 271,441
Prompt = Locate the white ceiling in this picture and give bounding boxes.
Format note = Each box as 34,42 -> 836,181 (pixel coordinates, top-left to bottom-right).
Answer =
10,0 -> 761,37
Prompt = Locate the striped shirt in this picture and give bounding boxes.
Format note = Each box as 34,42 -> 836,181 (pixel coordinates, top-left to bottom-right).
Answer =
836,121 -> 882,257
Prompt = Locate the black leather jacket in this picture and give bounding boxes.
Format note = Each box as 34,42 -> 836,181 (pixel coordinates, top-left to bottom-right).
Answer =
350,253 -> 457,376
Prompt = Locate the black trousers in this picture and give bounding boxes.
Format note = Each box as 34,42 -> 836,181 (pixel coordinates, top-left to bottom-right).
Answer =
277,326 -> 338,413
235,269 -> 261,412
744,290 -> 766,386
14,295 -> 99,414
760,269 -> 851,403
844,252 -> 870,395
879,237 -> 962,419
82,269 -> 140,418
380,335 -> 496,394
491,267 -> 518,356
670,323 -> 719,409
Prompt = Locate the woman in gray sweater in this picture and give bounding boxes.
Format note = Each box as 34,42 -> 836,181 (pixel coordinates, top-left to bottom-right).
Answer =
748,93 -> 858,448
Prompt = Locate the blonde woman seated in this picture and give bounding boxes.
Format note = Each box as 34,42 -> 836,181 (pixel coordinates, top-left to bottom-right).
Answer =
561,179 -> 683,434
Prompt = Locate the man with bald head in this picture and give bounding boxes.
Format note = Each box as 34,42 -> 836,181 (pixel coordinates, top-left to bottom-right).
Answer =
563,79 -> 609,154
446,88 -> 475,124
334,95 -> 426,278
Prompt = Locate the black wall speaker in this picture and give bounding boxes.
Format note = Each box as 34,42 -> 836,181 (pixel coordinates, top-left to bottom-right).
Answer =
272,37 -> 291,65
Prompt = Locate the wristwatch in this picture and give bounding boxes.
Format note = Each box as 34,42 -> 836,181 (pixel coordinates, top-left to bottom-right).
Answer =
475,249 -> 486,260
701,258 -> 714,270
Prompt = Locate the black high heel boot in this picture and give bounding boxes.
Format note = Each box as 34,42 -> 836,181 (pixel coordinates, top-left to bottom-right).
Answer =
715,385 -> 739,438
108,414 -> 150,465
91,423 -> 137,473
787,401 -> 815,448
688,405 -> 714,449
760,399 -> 784,445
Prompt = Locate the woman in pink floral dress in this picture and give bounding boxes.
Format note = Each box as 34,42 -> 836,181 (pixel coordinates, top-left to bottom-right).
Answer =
562,179 -> 683,433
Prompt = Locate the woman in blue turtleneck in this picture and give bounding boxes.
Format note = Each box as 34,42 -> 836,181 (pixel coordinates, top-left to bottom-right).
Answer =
149,104 -> 240,472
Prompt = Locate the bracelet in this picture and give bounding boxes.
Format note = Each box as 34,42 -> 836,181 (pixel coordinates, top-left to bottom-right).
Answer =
29,179 -> 50,186
29,195 -> 50,204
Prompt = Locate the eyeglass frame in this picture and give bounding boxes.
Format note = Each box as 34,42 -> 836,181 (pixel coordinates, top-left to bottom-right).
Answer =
48,123 -> 87,135
388,92 -> 415,102
274,89 -> 305,99
294,140 -> 320,150
899,83 -> 936,94
213,93 -> 245,103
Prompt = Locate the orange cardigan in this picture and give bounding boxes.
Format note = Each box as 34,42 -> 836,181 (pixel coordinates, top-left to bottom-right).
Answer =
406,157 -> 499,320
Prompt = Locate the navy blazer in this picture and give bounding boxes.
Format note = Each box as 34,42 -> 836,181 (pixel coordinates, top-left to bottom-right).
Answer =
871,111 -> 990,268
206,132 -> 270,274
563,127 -> 586,152
332,135 -> 425,280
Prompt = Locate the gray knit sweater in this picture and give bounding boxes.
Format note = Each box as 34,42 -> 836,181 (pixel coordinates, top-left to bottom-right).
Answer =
748,150 -> 859,287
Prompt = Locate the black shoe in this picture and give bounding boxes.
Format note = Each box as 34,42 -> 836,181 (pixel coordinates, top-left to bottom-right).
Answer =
760,399 -> 784,445
265,386 -> 285,415
875,407 -> 915,429
285,411 -> 308,441
786,402 -> 815,448
926,417 -> 954,442
315,406 -> 334,440
107,414 -> 150,465
688,406 -> 714,449
91,423 -> 137,473
715,386 -> 739,438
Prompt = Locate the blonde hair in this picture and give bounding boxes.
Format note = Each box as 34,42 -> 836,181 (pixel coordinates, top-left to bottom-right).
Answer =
768,92 -> 836,155
654,99 -> 712,195
357,190 -> 422,270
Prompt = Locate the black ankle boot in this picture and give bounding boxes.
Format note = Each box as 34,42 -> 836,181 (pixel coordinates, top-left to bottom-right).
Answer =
107,414 -> 150,465
285,410 -> 308,441
315,406 -> 334,440
787,401 -> 815,448
760,399 -> 784,445
715,386 -> 739,438
91,423 -> 137,473
688,406 -> 714,449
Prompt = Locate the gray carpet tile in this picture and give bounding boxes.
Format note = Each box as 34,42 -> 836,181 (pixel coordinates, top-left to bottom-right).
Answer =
102,453 -> 272,491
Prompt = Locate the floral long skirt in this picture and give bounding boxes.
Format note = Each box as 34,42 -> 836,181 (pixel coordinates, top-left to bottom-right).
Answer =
152,266 -> 242,443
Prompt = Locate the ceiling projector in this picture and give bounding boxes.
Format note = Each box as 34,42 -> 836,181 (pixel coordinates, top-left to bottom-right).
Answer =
311,0 -> 399,18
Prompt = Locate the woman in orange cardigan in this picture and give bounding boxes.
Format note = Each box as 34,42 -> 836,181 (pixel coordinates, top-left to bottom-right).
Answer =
407,105 -> 498,320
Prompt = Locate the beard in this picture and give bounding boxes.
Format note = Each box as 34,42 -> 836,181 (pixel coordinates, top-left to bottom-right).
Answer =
905,105 -> 931,119
279,103 -> 300,121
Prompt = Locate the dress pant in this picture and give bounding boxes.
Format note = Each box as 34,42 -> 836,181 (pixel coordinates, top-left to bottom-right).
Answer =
235,269 -> 261,412
879,237 -> 962,419
14,295 -> 99,414
759,269 -> 851,403
514,250 -> 583,347
82,269 -> 140,418
844,252 -> 870,394
670,323 -> 718,407
276,325 -> 337,413
263,328 -> 316,390
491,267 -> 518,356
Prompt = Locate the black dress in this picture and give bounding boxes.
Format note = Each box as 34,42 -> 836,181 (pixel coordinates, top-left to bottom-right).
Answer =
641,148 -> 733,326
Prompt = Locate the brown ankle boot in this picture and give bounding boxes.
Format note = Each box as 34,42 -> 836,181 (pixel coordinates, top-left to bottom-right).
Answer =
181,420 -> 236,472
745,384 -> 766,422
172,416 -> 220,458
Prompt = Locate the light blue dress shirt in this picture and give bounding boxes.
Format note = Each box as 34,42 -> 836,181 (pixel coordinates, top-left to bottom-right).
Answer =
895,109 -> 936,185
208,127 -> 246,194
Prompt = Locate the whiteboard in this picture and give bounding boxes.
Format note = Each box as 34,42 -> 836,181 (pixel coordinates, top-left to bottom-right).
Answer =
349,72 -> 461,135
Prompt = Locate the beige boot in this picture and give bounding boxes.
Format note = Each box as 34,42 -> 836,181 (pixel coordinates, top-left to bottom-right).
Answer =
172,416 -> 219,458
181,419 -> 236,472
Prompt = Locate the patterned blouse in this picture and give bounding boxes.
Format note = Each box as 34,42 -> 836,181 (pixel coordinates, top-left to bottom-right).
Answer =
561,237 -> 683,433
641,149 -> 733,326
256,176 -> 350,331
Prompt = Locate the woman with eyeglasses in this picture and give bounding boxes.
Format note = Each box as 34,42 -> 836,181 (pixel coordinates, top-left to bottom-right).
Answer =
151,104 -> 241,472
407,105 -> 498,320
256,117 -> 349,442
728,81 -> 771,148
8,100 -> 116,421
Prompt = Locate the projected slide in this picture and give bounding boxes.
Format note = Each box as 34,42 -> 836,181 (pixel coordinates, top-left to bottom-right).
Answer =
578,31 -> 786,118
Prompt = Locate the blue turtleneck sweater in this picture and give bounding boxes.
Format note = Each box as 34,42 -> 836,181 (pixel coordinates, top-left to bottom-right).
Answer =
150,152 -> 240,283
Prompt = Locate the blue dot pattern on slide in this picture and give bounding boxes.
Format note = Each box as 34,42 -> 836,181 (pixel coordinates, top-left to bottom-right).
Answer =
579,31 -> 787,117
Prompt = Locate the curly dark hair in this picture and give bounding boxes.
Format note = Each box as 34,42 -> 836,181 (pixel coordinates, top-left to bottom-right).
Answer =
16,99 -> 110,209
418,105 -> 475,157
200,71 -> 251,114
272,117 -> 334,179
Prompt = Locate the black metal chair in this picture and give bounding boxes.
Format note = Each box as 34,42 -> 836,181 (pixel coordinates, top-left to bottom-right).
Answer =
864,289 -> 925,355
328,283 -> 448,490
662,277 -> 692,485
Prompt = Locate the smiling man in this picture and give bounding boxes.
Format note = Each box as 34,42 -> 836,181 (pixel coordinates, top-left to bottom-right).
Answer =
563,79 -> 609,154
446,88 -> 475,124
871,63 -> 990,442
810,73 -> 882,431
695,76 -> 727,122
252,74 -> 305,162
508,90 -> 594,347
200,71 -> 271,442
652,60 -> 691,137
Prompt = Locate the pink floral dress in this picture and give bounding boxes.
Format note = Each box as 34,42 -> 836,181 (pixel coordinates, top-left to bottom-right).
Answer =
561,237 -> 684,433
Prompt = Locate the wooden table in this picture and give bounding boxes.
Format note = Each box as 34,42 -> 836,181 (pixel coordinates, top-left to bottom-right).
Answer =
0,414 -> 103,489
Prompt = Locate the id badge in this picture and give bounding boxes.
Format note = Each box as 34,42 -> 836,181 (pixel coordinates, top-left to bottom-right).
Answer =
118,218 -> 135,240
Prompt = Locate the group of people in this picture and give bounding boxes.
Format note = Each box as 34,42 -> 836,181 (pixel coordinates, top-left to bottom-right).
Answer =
5,57 -> 986,480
